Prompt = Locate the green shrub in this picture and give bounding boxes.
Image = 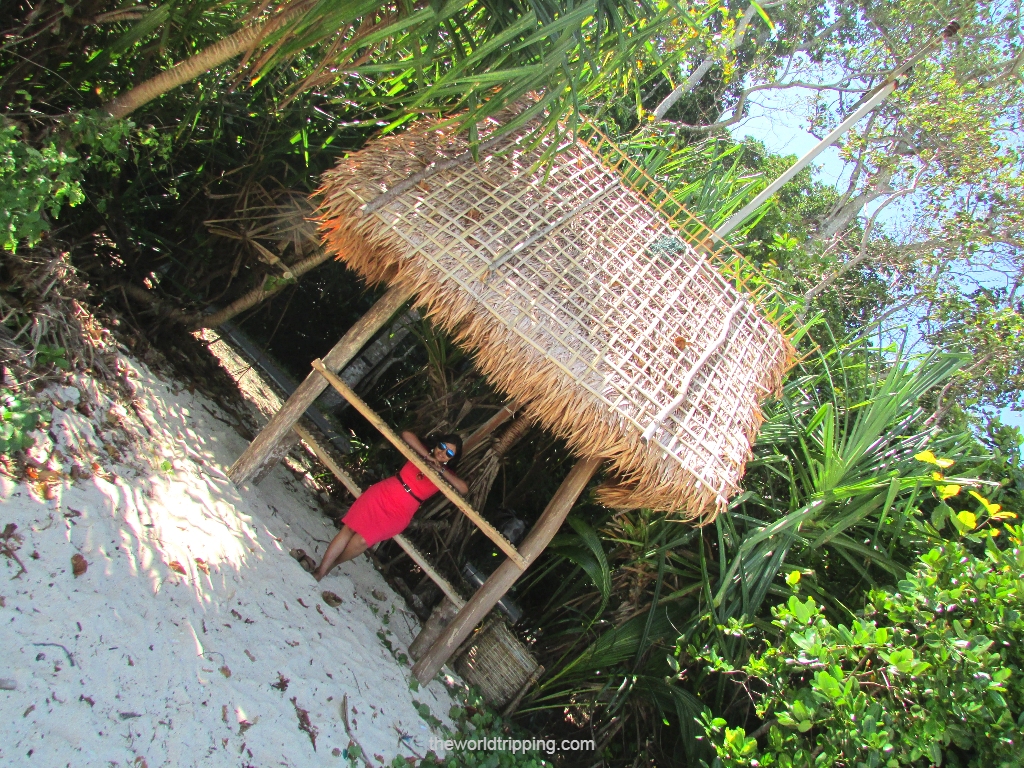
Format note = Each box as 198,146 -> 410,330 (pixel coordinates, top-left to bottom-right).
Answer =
700,536 -> 1024,767
413,686 -> 552,768
0,113 -> 160,252
0,123 -> 85,251
0,389 -> 47,455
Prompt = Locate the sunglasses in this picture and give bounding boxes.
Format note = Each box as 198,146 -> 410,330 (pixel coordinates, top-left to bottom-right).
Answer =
437,442 -> 456,458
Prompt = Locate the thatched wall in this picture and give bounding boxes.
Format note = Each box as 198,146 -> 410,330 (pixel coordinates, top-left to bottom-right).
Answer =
316,106 -> 793,519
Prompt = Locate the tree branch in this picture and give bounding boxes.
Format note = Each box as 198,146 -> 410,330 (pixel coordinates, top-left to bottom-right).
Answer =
653,3 -> 760,120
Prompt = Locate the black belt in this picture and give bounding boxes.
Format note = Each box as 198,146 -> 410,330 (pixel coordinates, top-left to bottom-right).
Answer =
399,475 -> 426,503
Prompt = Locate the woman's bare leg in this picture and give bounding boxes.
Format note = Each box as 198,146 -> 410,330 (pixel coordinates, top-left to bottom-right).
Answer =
313,525 -> 355,581
333,533 -> 368,566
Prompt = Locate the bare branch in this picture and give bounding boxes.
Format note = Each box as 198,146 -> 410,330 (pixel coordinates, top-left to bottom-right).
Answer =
661,79 -> 874,132
805,160 -> 932,302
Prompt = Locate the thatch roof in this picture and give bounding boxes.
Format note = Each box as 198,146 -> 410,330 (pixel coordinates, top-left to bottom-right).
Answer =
316,105 -> 794,519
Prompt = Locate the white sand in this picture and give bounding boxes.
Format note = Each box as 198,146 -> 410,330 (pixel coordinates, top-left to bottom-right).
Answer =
0,348 -> 457,767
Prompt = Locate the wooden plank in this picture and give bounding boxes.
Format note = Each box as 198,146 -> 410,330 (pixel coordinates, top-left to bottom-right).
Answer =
393,535 -> 465,608
411,456 -> 602,683
290,423 -> 466,607
292,423 -> 362,499
310,358 -> 529,570
228,284 -> 415,484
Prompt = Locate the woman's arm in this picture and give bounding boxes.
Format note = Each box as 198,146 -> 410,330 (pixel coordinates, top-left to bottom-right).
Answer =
400,430 -> 469,494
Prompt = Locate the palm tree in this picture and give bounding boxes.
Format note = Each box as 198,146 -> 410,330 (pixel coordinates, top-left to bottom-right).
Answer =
96,0 -> 720,136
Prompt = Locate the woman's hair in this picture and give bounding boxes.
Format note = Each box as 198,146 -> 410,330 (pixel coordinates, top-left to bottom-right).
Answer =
425,433 -> 463,471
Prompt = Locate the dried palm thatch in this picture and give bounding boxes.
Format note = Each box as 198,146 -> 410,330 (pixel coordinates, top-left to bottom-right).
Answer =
316,103 -> 795,520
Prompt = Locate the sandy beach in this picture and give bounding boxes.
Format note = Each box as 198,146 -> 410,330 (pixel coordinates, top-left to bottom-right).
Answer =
0,346 -> 457,767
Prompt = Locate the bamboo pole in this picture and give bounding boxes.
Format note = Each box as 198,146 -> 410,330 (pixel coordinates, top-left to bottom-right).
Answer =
412,456 -> 602,683
310,358 -> 528,569
228,284 -> 414,484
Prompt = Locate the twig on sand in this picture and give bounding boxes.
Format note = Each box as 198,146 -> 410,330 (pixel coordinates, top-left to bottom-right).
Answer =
31,642 -> 76,667
341,693 -> 373,768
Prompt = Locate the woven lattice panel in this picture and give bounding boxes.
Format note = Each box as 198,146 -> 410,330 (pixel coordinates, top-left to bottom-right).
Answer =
317,107 -> 793,518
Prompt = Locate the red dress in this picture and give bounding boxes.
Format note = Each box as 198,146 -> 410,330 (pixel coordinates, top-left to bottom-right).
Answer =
343,461 -> 441,546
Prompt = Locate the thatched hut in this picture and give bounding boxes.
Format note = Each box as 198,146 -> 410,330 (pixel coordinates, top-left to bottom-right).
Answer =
315,103 -> 793,520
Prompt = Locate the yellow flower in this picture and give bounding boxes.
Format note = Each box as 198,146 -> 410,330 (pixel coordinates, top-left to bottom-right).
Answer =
915,450 -> 955,468
969,490 -> 1002,515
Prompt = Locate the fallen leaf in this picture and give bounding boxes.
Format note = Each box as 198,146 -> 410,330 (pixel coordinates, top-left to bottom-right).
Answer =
291,697 -> 318,752
168,561 -> 186,575
285,640 -> 299,647
244,650 -> 256,662
673,336 -> 690,352
371,589 -> 387,601
239,718 -> 256,735
71,554 -> 88,577
321,591 -> 343,608
221,705 -> 228,723
24,466 -> 39,480
195,558 -> 209,574
296,598 -> 309,608
23,704 -> 35,717
219,665 -> 231,678
80,695 -> 95,706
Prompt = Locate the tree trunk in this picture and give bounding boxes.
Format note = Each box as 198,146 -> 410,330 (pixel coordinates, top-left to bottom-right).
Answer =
195,245 -> 332,330
314,309 -> 420,410
101,4 -> 308,120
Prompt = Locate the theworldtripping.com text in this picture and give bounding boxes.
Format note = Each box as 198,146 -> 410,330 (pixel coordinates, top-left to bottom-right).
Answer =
429,737 -> 595,755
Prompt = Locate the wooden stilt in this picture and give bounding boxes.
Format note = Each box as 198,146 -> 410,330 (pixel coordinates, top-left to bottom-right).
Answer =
411,456 -> 602,684
228,284 -> 414,484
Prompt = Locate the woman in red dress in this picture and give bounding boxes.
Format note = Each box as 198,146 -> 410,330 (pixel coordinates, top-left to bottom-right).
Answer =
313,432 -> 467,581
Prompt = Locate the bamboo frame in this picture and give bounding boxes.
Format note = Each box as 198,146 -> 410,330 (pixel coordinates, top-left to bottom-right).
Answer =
310,358 -> 528,569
